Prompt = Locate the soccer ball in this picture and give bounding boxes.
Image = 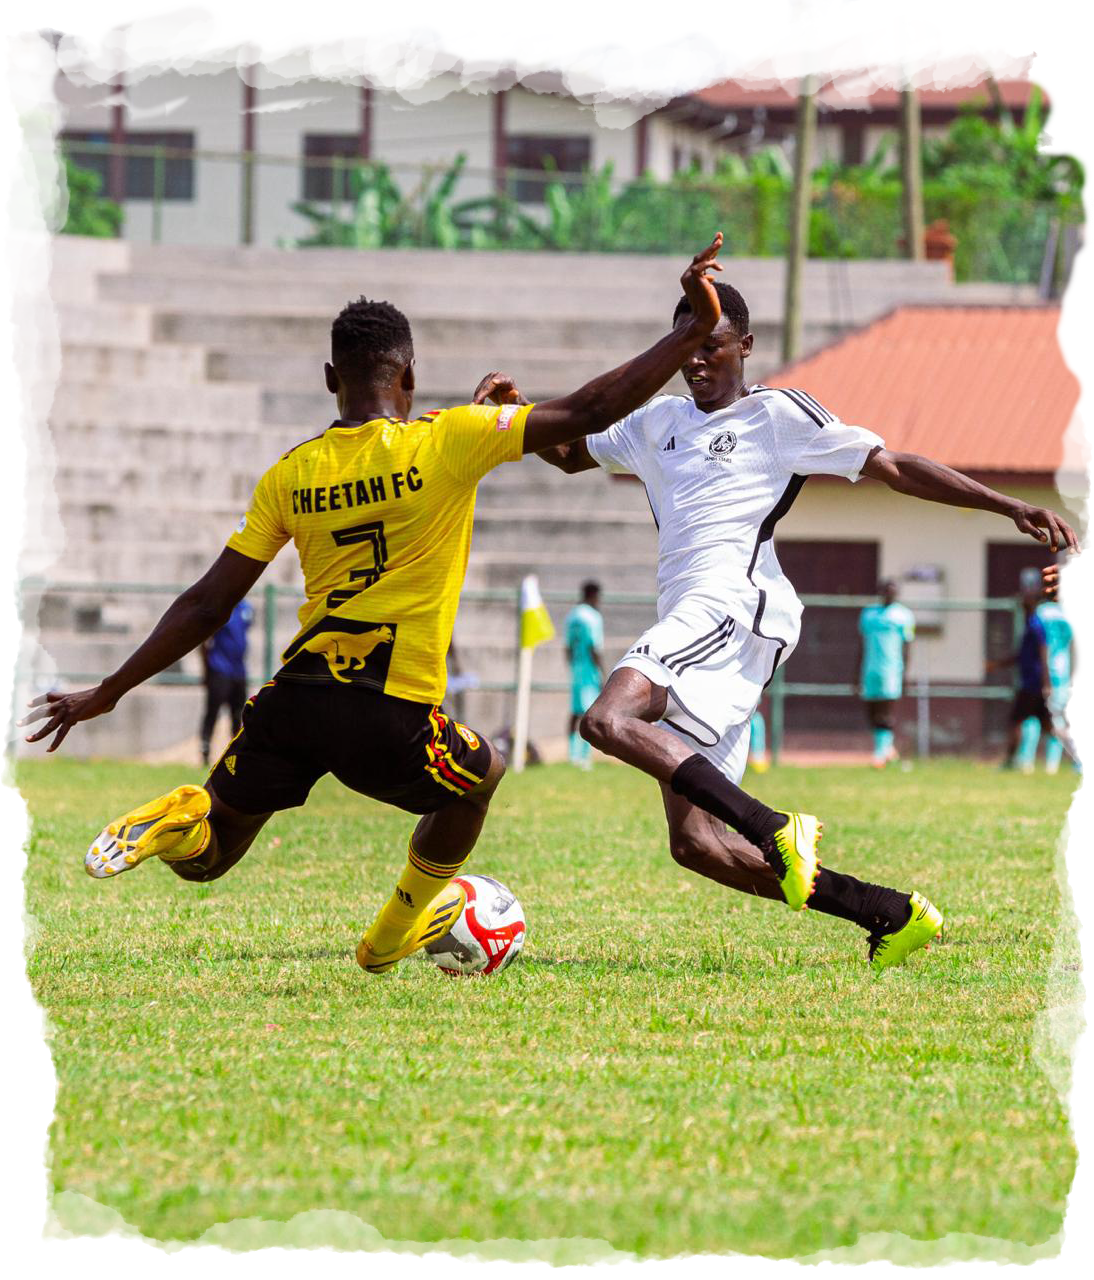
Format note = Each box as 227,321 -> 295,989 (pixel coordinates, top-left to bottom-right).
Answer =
424,874 -> 526,976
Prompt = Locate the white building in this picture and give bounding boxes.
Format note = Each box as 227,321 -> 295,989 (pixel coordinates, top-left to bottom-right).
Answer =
50,47 -> 1041,250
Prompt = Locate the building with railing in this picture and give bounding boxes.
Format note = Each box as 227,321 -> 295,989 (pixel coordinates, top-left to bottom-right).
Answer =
50,42 -> 1054,259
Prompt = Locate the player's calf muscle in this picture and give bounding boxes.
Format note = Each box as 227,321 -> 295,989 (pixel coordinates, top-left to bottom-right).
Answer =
168,796 -> 269,882
669,827 -> 781,898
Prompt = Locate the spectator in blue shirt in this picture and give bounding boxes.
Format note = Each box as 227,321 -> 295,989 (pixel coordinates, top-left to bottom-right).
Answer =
987,579 -> 1053,771
201,599 -> 253,766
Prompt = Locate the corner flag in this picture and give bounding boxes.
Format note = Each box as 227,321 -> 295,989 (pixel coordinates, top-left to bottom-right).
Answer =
519,575 -> 555,649
512,575 -> 553,773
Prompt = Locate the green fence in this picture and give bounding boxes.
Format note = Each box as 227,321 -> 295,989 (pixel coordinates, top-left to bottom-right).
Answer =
17,578 -> 1028,761
58,139 -> 1081,289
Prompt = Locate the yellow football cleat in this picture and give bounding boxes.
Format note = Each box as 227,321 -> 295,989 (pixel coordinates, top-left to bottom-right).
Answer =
765,811 -> 823,911
868,890 -> 944,973
85,785 -> 211,879
356,881 -> 468,974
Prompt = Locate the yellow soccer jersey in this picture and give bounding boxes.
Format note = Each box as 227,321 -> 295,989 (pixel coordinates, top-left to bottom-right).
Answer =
227,402 -> 532,703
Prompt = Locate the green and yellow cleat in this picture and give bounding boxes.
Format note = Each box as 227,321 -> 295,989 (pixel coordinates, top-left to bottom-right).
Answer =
85,785 -> 211,879
356,881 -> 468,974
868,890 -> 943,973
765,812 -> 823,911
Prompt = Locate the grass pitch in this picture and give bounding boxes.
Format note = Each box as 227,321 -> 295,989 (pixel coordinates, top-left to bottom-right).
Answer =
20,757 -> 1079,1259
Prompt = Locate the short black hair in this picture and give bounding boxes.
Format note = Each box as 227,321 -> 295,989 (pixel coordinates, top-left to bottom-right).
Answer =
672,281 -> 750,335
331,297 -> 413,382
582,580 -> 601,600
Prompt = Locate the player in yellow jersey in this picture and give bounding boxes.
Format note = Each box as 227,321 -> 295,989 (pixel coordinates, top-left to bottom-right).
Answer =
22,234 -> 727,973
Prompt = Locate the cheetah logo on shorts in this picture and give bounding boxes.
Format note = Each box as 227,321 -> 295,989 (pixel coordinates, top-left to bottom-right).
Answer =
707,430 -> 737,462
455,724 -> 480,750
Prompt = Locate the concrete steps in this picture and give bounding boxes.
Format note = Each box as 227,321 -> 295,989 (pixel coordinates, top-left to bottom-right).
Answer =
32,236 -> 1022,760
97,267 -> 966,326
46,424 -> 299,471
463,553 -> 659,596
57,302 -> 153,347
59,343 -> 209,385
48,381 -> 263,428
50,462 -> 259,506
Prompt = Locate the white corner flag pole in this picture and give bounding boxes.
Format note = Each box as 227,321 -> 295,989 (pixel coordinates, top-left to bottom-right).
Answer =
512,574 -> 554,774
512,645 -> 535,775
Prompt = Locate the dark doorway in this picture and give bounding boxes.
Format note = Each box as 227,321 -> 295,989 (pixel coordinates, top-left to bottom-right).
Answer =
777,539 -> 879,736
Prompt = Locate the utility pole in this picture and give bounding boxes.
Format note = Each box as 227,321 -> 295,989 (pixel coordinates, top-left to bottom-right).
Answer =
900,86 -> 925,261
782,75 -> 816,364
240,68 -> 258,246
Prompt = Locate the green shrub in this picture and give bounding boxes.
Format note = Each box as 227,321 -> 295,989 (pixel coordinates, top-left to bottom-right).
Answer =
60,156 -> 122,238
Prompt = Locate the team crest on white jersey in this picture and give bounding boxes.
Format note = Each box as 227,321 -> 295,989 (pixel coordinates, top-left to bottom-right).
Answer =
707,430 -> 738,461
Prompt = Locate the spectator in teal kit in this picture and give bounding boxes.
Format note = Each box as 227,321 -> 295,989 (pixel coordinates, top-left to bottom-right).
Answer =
858,580 -> 915,768
565,581 -> 605,768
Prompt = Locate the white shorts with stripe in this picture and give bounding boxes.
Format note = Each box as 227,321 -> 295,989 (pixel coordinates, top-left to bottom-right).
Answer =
615,603 -> 791,783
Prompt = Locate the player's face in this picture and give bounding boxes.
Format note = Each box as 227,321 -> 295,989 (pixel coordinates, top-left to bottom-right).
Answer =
677,315 -> 753,409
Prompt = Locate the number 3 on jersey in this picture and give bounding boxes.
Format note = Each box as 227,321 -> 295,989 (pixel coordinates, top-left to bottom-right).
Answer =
326,520 -> 388,609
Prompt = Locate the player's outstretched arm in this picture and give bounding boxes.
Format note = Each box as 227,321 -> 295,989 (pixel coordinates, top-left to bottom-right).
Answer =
495,233 -> 724,457
21,548 -> 267,752
861,448 -> 1079,553
471,372 -> 596,473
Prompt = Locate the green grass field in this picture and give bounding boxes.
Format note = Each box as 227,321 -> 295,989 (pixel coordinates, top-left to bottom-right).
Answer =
20,757 -> 1080,1260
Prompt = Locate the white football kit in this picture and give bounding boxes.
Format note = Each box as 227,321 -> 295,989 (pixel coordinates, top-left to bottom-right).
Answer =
586,386 -> 883,781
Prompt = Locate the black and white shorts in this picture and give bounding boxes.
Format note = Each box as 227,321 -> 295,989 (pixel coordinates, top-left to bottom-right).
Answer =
616,604 -> 791,782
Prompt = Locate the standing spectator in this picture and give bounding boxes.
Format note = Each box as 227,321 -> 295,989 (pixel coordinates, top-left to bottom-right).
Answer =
200,598 -> 253,767
1039,593 -> 1076,774
1012,567 -> 1078,774
988,577 -> 1055,771
564,581 -> 604,769
857,580 -> 915,768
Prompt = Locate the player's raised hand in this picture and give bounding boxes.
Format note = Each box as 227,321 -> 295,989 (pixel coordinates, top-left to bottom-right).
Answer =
679,232 -> 724,336
1011,503 -> 1078,554
19,685 -> 118,753
472,371 -> 529,406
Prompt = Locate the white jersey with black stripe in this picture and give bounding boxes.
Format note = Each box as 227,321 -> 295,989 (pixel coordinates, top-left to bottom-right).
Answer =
586,386 -> 883,651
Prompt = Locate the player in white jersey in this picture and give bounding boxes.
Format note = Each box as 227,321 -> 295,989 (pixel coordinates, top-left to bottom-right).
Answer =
474,281 -> 1078,972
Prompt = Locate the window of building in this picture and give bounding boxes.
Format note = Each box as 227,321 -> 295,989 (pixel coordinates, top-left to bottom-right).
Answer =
505,134 -> 591,202
302,134 -> 362,202
60,130 -> 196,201
840,124 -> 865,166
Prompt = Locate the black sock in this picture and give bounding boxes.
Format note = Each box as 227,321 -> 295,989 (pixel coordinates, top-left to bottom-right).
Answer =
670,753 -> 786,847
810,868 -> 911,935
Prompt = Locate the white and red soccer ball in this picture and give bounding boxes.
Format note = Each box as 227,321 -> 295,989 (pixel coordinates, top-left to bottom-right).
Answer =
424,874 -> 526,976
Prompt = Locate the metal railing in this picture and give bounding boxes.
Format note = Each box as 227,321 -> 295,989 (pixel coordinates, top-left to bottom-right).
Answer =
56,138 -> 1082,289
17,578 -> 1027,760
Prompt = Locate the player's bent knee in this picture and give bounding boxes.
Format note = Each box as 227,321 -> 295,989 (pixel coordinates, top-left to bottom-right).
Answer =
460,740 -> 506,811
579,705 -> 618,751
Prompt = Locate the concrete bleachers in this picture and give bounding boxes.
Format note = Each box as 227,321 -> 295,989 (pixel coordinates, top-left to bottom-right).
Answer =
21,235 -> 1036,761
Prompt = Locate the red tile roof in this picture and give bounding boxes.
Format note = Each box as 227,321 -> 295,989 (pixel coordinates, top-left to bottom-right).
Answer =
693,77 -> 1041,114
766,307 -> 1077,473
